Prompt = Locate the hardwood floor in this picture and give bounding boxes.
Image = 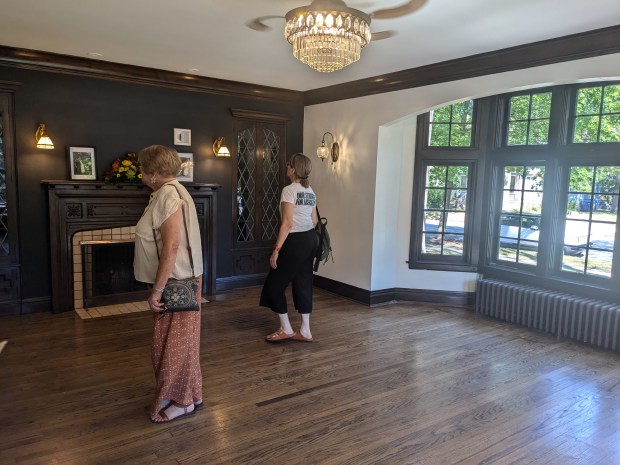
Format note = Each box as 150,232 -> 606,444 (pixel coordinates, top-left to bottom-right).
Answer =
1,287 -> 619,465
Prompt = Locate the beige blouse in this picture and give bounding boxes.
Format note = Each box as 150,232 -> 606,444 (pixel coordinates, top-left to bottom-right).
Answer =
133,181 -> 203,284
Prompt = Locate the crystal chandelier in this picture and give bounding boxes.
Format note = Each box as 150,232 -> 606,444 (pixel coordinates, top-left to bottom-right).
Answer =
284,0 -> 372,73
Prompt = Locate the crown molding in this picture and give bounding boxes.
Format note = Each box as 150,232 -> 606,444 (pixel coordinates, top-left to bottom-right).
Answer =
304,25 -> 620,106
0,46 -> 304,104
1,25 -> 618,108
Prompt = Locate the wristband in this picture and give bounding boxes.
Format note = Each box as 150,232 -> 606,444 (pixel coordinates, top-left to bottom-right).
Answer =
274,245 -> 281,253
153,286 -> 165,293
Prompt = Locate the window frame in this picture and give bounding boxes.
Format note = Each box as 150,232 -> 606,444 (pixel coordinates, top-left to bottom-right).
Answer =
409,103 -> 482,272
410,81 -> 620,302
427,100 -> 477,148
569,82 -> 620,144
409,158 -> 478,271
503,90 -> 553,146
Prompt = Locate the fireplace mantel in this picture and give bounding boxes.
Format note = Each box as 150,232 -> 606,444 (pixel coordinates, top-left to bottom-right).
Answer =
42,180 -> 219,313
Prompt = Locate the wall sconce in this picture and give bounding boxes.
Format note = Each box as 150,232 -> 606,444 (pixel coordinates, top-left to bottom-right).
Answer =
35,123 -> 54,149
212,136 -> 230,157
316,132 -> 339,164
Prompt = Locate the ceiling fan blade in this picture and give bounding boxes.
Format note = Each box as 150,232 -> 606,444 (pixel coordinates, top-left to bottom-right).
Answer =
370,0 -> 427,20
245,15 -> 284,32
370,30 -> 396,41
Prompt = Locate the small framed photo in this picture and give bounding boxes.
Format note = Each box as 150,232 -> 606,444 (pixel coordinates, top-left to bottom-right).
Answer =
68,146 -> 97,180
177,152 -> 194,182
174,128 -> 191,146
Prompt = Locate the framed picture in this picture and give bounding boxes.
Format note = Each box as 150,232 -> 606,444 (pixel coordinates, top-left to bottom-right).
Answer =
68,146 -> 97,180
177,152 -> 194,182
174,128 -> 191,146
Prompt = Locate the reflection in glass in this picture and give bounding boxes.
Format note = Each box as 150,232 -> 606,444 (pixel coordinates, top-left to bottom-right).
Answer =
236,128 -> 256,242
0,111 -> 7,256
261,128 -> 281,241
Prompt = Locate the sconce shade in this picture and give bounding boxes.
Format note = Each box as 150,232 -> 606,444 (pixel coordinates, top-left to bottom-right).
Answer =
316,132 -> 339,164
316,144 -> 330,160
35,123 -> 54,149
213,136 -> 230,157
217,145 -> 230,157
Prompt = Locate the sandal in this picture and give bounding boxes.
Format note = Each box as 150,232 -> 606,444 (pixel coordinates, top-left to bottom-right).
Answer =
151,402 -> 196,423
265,327 -> 294,342
291,330 -> 313,342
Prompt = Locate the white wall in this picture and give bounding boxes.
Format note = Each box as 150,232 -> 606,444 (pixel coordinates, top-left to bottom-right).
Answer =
304,54 -> 620,293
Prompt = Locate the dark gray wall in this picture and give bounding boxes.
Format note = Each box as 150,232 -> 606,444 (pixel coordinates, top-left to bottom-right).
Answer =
0,66 -> 304,309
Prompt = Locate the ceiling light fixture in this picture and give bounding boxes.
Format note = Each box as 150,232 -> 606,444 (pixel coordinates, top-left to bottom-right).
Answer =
284,0 -> 372,73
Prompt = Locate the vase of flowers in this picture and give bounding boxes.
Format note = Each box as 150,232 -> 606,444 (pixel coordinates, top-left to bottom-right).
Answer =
103,152 -> 142,184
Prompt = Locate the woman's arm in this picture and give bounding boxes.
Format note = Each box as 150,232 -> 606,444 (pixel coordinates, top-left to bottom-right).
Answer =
312,206 -> 318,228
149,208 -> 182,312
270,202 -> 293,269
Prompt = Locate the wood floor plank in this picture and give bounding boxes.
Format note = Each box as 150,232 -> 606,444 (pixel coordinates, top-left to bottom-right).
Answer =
1,287 -> 619,464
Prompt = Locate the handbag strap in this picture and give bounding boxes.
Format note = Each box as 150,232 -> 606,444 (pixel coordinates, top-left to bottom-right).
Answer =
313,204 -> 322,272
152,182 -> 196,278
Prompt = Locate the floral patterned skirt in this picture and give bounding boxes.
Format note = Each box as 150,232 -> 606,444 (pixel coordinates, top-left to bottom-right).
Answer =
149,311 -> 202,418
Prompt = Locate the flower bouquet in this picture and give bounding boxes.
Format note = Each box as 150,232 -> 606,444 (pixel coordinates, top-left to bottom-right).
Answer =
103,152 -> 142,184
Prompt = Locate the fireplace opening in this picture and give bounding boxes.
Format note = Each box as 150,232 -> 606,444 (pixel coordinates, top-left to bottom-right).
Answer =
81,240 -> 149,308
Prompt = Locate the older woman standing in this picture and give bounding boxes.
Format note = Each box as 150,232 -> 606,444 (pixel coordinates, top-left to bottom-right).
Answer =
133,145 -> 203,423
260,153 -> 318,342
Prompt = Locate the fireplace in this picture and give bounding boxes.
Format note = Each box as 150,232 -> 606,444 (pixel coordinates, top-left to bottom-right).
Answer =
43,181 -> 219,313
77,232 -> 150,309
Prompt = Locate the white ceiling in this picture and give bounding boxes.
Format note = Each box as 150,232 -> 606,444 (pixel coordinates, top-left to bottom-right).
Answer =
1,0 -> 619,92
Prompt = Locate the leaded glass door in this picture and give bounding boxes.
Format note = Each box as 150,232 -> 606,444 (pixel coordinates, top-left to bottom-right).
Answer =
232,114 -> 287,275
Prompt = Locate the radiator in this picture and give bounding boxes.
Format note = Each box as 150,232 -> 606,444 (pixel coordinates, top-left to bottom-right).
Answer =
476,278 -> 620,352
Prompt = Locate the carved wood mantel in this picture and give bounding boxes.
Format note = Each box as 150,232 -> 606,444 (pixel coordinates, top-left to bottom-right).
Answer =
42,180 -> 219,313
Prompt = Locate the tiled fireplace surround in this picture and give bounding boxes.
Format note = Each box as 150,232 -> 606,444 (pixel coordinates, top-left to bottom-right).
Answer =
43,181 -> 218,314
72,226 -> 136,310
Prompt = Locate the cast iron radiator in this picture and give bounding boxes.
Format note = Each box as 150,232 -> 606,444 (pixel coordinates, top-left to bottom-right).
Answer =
476,278 -> 620,352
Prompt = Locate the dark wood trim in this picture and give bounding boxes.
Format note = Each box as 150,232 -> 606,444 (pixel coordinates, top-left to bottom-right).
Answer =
393,288 -> 476,307
313,275 -> 475,307
0,46 -> 304,104
304,25 -> 620,106
230,108 -> 292,122
216,274 -> 267,292
19,297 -> 52,314
0,80 -> 20,91
0,301 -> 20,315
313,275 -> 371,304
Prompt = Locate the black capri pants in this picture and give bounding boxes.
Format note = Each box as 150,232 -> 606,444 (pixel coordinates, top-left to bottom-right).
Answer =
260,229 -> 317,314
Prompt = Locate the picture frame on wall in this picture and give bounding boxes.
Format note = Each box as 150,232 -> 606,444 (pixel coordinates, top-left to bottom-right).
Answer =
174,128 -> 191,146
68,146 -> 97,180
177,152 -> 194,182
